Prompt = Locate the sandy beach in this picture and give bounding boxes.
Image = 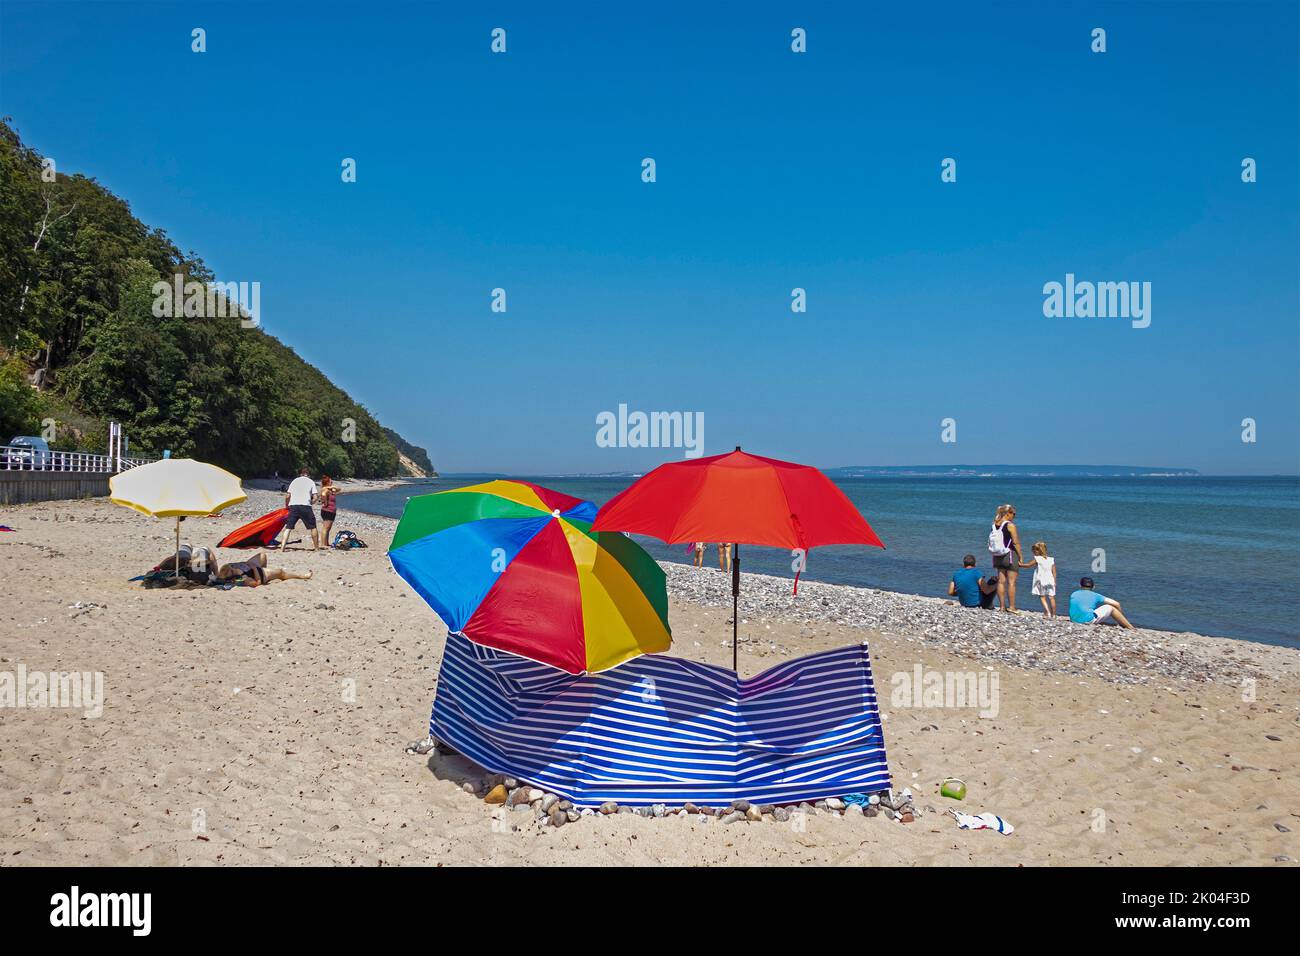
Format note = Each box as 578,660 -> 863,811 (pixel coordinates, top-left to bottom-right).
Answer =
1,490 -> 1296,866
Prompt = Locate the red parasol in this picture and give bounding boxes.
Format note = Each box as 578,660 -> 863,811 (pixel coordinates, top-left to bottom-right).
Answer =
593,447 -> 885,670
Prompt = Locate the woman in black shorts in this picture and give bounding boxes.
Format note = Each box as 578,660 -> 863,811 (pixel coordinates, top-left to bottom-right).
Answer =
992,503 -> 1025,612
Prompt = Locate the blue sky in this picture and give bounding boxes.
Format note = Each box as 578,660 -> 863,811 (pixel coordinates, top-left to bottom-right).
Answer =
2,1 -> 1297,474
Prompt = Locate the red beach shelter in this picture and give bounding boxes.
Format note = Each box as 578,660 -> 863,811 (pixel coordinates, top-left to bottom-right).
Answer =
593,447 -> 885,670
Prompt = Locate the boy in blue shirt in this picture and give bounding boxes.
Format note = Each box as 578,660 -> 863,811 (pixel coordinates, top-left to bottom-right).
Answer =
1068,577 -> 1134,628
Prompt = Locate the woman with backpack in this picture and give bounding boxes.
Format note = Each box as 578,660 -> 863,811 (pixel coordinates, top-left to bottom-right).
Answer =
988,503 -> 1026,613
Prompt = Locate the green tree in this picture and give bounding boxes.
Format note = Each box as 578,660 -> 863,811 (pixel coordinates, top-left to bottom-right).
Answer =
0,356 -> 40,438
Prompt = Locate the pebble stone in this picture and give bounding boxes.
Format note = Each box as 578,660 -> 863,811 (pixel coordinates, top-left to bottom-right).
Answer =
659,561 -> 1261,686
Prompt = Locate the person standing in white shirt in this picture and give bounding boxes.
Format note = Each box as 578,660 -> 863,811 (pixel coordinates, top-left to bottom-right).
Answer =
281,468 -> 320,552
1020,540 -> 1057,619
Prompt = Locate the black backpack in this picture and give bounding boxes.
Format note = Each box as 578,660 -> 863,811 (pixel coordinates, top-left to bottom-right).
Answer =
332,530 -> 367,550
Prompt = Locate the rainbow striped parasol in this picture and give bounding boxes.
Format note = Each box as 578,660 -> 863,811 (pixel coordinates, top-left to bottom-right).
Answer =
388,480 -> 671,674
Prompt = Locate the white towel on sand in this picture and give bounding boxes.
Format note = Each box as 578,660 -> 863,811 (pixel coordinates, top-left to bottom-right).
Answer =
950,810 -> 1015,835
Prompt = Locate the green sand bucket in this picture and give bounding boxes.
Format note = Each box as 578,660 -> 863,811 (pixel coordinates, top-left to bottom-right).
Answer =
941,778 -> 967,800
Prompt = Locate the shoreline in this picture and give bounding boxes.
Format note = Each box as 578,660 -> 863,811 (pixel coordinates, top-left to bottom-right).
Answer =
332,474 -> 1297,650
242,477 -> 419,495
287,489 -> 1298,685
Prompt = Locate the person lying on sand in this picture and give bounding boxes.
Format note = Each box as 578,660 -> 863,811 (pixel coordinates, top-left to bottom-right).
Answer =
1068,576 -> 1134,629
948,554 -> 999,609
216,550 -> 313,587
153,544 -> 216,586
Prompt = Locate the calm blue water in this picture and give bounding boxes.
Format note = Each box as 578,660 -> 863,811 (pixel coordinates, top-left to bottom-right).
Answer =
347,475 -> 1300,649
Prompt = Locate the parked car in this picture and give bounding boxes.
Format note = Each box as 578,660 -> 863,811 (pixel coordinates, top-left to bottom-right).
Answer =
3,435 -> 53,469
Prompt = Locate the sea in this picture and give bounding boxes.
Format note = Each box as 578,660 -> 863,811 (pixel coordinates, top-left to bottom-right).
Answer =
343,475 -> 1300,650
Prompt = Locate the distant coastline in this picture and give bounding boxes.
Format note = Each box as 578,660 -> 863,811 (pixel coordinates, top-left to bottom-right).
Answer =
823,465 -> 1201,478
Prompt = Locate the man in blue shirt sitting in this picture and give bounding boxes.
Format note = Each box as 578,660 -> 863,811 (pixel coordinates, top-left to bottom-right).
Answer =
949,554 -> 998,609
1068,577 -> 1134,629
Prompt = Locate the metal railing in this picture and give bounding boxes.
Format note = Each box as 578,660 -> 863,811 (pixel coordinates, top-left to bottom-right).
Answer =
0,445 -> 153,473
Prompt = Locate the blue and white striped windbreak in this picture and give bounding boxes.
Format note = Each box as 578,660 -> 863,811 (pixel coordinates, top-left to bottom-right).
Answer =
431,633 -> 891,808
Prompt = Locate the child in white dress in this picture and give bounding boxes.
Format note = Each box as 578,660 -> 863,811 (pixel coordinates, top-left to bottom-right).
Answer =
1021,540 -> 1057,619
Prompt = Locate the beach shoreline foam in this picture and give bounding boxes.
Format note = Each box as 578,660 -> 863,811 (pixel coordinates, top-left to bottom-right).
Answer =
1,491 -> 1295,865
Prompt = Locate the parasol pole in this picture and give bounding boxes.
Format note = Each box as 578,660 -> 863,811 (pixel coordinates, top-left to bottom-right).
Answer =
174,517 -> 182,587
732,541 -> 740,672
732,445 -> 741,673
